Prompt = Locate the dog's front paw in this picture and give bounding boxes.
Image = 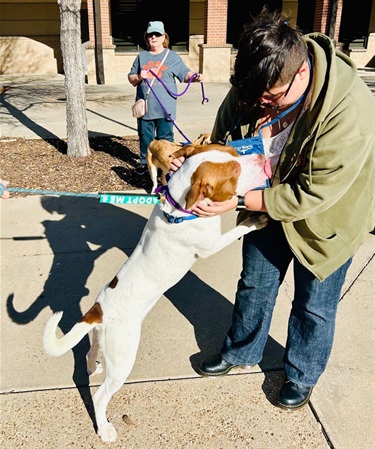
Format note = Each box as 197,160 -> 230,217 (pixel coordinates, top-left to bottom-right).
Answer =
98,422 -> 117,443
238,212 -> 269,231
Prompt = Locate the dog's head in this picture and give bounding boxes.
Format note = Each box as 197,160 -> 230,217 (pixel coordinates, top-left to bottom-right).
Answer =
185,160 -> 241,209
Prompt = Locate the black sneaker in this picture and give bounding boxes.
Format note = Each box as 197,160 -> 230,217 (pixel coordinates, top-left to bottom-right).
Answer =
133,163 -> 148,175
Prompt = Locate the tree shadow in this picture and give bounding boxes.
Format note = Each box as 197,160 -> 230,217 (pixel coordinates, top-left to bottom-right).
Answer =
0,95 -> 65,150
87,135 -> 140,164
86,135 -> 154,192
86,108 -> 137,134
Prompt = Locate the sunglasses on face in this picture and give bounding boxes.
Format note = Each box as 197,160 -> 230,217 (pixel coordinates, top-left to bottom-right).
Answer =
147,32 -> 162,38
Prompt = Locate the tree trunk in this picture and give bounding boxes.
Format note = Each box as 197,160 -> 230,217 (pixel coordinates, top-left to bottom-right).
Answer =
58,0 -> 90,157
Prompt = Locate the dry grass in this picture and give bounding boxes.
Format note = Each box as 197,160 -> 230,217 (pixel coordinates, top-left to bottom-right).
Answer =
0,135 -> 154,196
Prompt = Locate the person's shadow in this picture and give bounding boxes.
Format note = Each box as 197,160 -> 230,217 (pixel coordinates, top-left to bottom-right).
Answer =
6,196 -> 285,427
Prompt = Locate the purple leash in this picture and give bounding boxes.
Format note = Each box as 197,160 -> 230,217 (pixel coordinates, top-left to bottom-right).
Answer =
154,183 -> 195,215
149,69 -> 208,103
145,70 -> 209,143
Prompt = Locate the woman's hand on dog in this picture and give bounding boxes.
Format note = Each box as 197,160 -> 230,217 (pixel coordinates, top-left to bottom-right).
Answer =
191,196 -> 238,217
169,156 -> 185,173
191,190 -> 267,218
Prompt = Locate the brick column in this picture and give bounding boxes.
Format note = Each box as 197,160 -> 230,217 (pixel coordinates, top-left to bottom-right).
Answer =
86,0 -> 116,84
201,0 -> 232,82
205,0 -> 228,45
314,0 -> 343,44
87,0 -> 95,45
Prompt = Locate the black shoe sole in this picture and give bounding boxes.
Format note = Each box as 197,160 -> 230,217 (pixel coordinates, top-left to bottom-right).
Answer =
198,364 -> 254,377
198,366 -> 234,377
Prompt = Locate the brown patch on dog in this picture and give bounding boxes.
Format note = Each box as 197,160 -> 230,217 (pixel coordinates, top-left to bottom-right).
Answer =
109,275 -> 118,289
185,160 -> 241,209
79,303 -> 103,324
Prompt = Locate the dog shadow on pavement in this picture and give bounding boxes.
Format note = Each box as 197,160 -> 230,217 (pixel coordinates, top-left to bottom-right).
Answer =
6,195 -> 284,426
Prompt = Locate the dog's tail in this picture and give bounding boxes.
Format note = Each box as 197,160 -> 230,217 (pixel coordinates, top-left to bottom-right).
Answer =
43,309 -> 100,357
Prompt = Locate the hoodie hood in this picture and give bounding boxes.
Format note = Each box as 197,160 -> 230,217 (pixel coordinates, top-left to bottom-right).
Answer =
305,33 -> 358,130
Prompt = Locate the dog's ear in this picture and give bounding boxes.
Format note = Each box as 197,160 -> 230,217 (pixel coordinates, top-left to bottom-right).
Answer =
184,160 -> 240,209
185,179 -> 214,210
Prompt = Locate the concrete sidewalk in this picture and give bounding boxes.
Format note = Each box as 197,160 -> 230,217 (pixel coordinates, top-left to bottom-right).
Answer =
1,74 -> 374,449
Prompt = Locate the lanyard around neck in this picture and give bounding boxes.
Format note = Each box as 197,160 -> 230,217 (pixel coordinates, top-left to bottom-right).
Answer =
258,91 -> 305,133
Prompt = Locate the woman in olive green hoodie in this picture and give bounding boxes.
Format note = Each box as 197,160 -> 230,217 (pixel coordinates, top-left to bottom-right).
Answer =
189,10 -> 374,409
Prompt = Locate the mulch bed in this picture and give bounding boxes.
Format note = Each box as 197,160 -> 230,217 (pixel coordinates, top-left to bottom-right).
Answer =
0,136 -> 154,196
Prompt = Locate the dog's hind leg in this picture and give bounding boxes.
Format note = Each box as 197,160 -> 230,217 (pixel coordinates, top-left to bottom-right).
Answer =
149,165 -> 159,192
87,327 -> 103,376
146,152 -> 159,192
93,329 -> 141,442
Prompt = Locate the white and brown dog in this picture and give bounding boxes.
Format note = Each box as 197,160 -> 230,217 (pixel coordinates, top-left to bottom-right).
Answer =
43,143 -> 271,442
146,132 -> 211,192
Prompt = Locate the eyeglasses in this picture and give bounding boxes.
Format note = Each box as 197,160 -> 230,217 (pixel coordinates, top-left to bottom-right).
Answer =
264,72 -> 297,103
147,32 -> 162,38
260,65 -> 301,108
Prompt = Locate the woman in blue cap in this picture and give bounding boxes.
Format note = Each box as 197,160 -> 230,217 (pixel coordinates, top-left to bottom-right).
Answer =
128,21 -> 203,175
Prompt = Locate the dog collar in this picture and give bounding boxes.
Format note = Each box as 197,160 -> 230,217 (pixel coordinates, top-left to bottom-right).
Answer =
155,184 -> 194,215
163,211 -> 198,224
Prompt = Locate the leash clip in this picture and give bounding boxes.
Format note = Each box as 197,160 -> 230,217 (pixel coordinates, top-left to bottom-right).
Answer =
163,212 -> 184,224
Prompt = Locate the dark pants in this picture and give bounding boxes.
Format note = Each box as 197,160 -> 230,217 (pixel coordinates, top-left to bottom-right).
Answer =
221,219 -> 352,387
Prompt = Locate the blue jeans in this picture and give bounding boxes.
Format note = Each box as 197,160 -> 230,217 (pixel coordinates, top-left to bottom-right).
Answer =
221,219 -> 352,387
137,118 -> 174,164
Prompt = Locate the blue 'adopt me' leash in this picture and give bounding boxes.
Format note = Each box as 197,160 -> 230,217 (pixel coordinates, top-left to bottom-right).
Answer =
0,182 -> 161,205
1,181 -> 197,224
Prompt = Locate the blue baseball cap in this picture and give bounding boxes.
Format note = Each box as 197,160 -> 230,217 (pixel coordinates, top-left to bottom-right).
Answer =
146,21 -> 165,35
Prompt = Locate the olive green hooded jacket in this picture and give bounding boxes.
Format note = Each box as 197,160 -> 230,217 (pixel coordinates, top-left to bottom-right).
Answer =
211,33 -> 375,281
